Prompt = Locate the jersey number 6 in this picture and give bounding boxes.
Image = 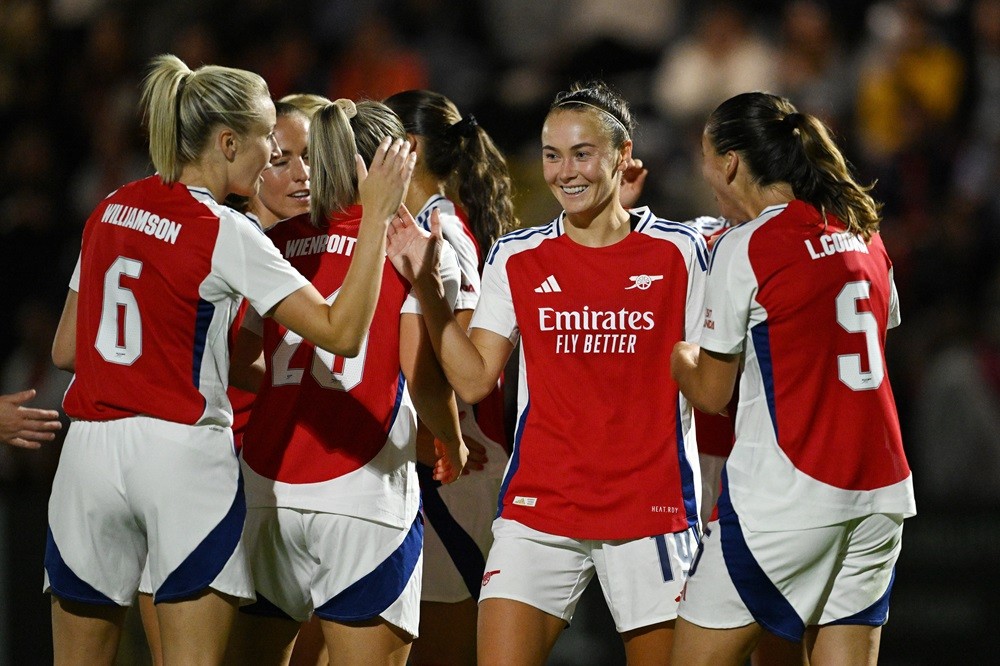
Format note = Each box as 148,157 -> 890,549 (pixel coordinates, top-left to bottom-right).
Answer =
95,256 -> 143,365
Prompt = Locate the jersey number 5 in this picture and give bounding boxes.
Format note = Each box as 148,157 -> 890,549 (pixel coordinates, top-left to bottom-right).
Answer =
271,287 -> 369,391
96,257 -> 143,365
835,280 -> 884,391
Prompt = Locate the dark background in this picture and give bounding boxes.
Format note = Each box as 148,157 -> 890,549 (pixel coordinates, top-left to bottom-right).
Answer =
1,0 -> 998,663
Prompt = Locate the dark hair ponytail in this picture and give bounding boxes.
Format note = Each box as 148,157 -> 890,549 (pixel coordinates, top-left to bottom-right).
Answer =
706,92 -> 882,240
384,90 -> 517,260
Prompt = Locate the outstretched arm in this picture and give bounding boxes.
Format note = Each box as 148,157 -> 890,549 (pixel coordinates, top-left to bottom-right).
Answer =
388,209 -> 513,403
401,313 -> 468,483
0,390 -> 62,449
671,342 -> 740,415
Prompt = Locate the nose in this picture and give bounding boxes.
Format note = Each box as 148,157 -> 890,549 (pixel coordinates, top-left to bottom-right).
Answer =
557,157 -> 576,181
290,156 -> 308,182
268,136 -> 280,162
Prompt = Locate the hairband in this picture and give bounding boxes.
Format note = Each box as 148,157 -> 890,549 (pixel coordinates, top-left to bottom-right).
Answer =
333,98 -> 358,119
556,99 -> 630,138
452,114 -> 478,138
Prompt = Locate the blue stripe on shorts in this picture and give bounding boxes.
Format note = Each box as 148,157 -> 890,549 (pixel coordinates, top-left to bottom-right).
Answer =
314,513 -> 423,622
44,528 -> 118,606
829,568 -> 895,627
717,471 -> 805,641
418,462 -> 487,600
155,472 -> 247,603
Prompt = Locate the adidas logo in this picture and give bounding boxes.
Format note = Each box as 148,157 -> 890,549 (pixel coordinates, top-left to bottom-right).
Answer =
534,275 -> 562,293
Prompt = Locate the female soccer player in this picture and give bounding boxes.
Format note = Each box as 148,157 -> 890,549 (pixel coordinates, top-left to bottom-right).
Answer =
392,81 -> 708,666
384,89 -> 516,666
46,54 -> 419,665
226,98 -> 468,666
671,91 -> 916,666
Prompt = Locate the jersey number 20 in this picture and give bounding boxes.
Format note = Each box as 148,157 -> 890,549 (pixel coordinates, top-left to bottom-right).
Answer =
835,280 -> 883,391
271,287 -> 369,391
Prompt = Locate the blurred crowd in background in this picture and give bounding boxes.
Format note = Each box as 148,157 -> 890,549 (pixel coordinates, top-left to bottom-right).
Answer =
1,0 -> 998,663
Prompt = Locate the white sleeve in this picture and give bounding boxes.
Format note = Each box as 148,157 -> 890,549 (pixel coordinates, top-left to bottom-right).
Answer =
683,235 -> 709,344
439,211 -> 482,311
469,245 -> 519,344
699,231 -> 753,355
212,213 -> 310,316
401,241 -> 461,315
69,254 -> 81,291
888,266 -> 901,329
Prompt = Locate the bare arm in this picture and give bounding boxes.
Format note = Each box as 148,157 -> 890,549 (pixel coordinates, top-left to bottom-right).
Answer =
271,138 -> 416,357
230,326 -> 264,393
388,209 -> 514,403
670,342 -> 740,414
400,313 -> 468,483
52,289 -> 78,371
0,390 -> 62,449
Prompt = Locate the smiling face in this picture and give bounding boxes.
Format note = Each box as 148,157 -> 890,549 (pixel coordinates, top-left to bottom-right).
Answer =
257,111 -> 311,224
541,108 -> 628,221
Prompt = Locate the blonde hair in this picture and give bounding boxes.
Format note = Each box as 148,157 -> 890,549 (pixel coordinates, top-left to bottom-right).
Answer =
279,93 -> 333,119
309,99 -> 405,226
140,54 -> 271,183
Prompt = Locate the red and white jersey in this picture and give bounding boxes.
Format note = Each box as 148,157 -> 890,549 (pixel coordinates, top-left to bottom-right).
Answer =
416,195 -> 481,311
701,200 -> 916,530
471,207 -> 708,540
240,205 -> 459,528
64,176 -> 308,426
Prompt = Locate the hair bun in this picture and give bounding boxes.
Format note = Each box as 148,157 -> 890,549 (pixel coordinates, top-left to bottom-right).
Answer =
333,98 -> 357,119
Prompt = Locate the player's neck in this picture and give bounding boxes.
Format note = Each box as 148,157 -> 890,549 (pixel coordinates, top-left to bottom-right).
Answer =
562,200 -> 630,248
405,173 -> 444,217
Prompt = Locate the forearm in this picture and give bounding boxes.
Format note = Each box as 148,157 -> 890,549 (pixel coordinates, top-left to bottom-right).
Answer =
671,342 -> 739,414
324,219 -> 388,355
414,280 -> 500,404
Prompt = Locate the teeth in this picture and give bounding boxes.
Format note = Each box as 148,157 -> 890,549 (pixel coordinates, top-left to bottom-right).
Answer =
562,185 -> 586,194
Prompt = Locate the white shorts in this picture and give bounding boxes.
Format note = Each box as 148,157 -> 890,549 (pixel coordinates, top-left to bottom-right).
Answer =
418,461 -> 503,603
44,417 -> 253,606
480,518 -> 699,633
679,489 -> 903,641
241,507 -> 423,637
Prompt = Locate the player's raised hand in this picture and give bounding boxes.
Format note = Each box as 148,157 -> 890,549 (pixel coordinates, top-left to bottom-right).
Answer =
387,206 -> 445,295
356,137 -> 417,227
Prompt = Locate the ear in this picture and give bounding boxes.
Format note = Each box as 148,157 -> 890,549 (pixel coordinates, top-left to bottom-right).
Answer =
724,150 -> 739,184
218,128 -> 238,163
617,139 -> 634,172
405,133 -> 420,153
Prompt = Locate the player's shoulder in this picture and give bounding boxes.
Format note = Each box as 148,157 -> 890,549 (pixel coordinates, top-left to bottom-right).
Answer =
484,215 -> 562,266
632,207 -> 710,269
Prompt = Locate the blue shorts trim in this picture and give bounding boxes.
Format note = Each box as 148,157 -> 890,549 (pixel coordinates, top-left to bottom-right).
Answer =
314,513 -> 423,622
418,463 -> 487,600
717,472 -> 805,641
828,568 -> 895,627
44,528 -> 119,606
155,472 -> 247,602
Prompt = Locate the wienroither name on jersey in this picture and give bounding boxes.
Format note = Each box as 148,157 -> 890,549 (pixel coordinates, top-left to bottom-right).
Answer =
539,305 -> 655,354
100,203 -> 182,245
284,233 -> 357,259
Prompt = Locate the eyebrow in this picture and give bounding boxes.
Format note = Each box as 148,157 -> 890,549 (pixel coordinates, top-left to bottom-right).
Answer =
541,142 -> 599,151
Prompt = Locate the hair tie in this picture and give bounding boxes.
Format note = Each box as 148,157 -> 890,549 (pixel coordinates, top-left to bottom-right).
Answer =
783,112 -> 804,132
333,98 -> 357,119
453,114 -> 479,138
